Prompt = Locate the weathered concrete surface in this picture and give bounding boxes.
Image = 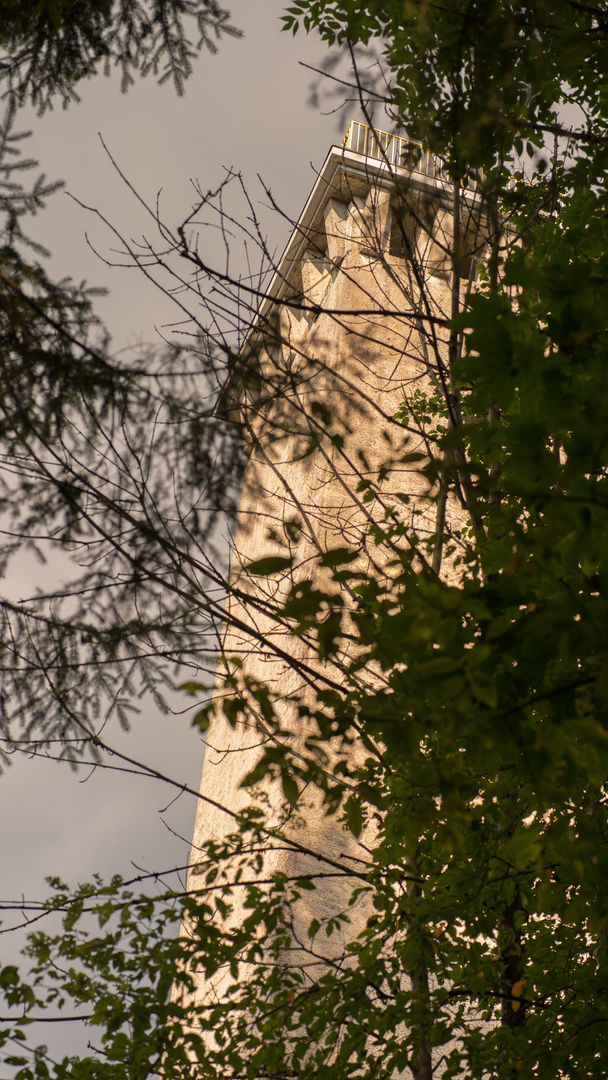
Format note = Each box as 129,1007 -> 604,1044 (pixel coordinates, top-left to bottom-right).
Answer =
179,141 -> 491,1071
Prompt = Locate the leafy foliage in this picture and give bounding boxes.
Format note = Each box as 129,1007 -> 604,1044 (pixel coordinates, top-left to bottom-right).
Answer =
283,0 -> 608,173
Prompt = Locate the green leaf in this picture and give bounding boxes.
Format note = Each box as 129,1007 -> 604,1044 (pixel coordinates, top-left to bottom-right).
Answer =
466,669 -> 498,709
192,706 -> 211,733
344,796 -> 363,838
178,680 -> 211,696
319,547 -> 358,568
244,556 -> 294,576
296,878 -> 316,891
281,771 -> 299,807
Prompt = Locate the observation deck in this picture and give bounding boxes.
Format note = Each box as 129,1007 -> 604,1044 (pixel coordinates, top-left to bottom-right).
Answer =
251,121 -> 484,329
342,120 -> 481,192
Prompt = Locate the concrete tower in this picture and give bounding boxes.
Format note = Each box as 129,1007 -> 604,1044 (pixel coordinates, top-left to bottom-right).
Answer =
180,122 -> 492,1068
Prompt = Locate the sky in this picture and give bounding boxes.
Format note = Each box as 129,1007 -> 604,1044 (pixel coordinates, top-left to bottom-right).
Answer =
22,1 -> 345,350
0,0 -> 358,1062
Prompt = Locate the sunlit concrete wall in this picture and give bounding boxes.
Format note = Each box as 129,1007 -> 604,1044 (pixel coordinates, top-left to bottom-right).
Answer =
181,140 -> 490,1063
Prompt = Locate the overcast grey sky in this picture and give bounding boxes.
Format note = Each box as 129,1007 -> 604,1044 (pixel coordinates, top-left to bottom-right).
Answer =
24,0 -> 344,348
0,0 -> 358,1054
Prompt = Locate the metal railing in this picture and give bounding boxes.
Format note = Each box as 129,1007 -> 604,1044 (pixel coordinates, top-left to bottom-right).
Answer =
341,121 -> 481,191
